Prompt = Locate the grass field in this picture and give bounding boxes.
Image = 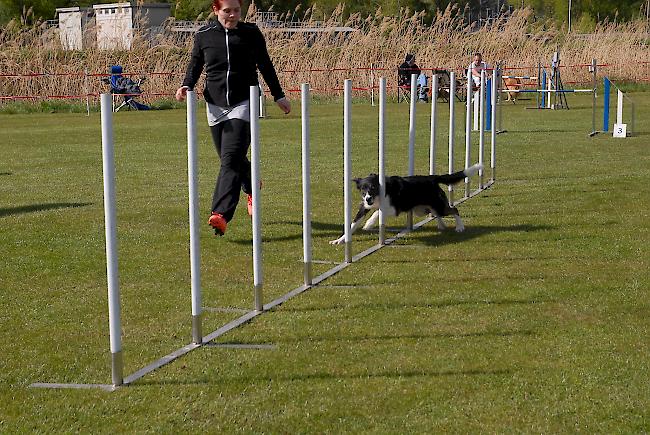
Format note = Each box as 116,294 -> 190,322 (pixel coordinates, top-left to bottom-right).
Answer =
1,93 -> 649,432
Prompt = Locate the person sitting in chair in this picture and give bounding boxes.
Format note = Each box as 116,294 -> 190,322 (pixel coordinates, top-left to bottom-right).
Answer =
398,53 -> 421,102
417,73 -> 429,102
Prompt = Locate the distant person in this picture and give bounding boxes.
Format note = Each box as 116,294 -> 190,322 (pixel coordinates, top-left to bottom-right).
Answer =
398,53 -> 421,102
469,52 -> 488,88
175,0 -> 290,236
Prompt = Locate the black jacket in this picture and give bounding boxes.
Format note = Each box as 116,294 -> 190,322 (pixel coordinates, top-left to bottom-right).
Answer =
182,20 -> 285,106
398,62 -> 421,87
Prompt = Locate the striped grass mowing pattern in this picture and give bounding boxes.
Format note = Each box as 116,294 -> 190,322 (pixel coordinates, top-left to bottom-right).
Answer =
0,93 -> 648,431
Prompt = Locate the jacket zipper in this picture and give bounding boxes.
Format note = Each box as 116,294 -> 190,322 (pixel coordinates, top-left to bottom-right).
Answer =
225,28 -> 231,106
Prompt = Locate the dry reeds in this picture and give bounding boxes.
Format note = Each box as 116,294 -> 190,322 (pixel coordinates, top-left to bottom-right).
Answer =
1,5 -> 648,103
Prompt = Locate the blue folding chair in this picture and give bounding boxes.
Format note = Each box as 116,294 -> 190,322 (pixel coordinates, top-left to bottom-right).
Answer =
102,65 -> 150,112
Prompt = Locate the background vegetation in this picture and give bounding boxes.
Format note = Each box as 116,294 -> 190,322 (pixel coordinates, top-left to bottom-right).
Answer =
1,0 -> 649,26
1,6 -> 649,105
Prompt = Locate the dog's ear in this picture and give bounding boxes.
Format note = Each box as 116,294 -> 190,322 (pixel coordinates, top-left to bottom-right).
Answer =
353,178 -> 362,188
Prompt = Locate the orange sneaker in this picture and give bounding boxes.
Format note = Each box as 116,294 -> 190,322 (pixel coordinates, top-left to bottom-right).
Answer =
208,213 -> 227,236
247,194 -> 253,216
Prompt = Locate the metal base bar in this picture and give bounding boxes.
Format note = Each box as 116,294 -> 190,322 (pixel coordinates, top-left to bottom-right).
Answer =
29,184 -> 495,391
204,343 -> 276,350
453,184 -> 493,207
30,383 -> 117,392
202,306 -> 249,314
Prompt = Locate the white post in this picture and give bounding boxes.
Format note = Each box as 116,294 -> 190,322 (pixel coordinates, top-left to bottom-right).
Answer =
100,93 -> 123,387
370,64 -> 375,107
478,70 -> 485,189
186,91 -> 202,344
617,90 -> 624,125
379,77 -> 386,245
344,79 -> 352,263
301,84 -> 312,286
473,79 -> 479,131
84,68 -> 90,117
249,86 -> 263,311
490,68 -> 497,182
448,72 -> 456,205
429,74 -> 438,175
547,75 -> 552,109
407,73 -> 417,230
257,74 -> 266,118
259,90 -> 266,118
465,68 -> 472,198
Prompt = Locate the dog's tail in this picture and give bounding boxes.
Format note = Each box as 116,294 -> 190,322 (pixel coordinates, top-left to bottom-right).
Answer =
435,164 -> 483,185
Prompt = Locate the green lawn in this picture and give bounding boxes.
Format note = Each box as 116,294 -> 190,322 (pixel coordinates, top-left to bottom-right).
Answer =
1,93 -> 648,432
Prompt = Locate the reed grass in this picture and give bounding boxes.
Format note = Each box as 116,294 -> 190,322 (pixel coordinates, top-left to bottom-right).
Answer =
1,5 -> 649,104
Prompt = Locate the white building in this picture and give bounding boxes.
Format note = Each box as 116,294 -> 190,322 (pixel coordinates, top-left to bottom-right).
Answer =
55,7 -> 92,50
93,3 -> 134,50
55,2 -> 171,50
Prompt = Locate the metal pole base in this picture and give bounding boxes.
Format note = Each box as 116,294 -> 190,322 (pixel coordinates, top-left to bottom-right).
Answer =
464,182 -> 470,199
345,242 -> 352,264
303,262 -> 312,286
379,224 -> 386,245
406,212 -> 413,230
192,314 -> 202,345
254,284 -> 264,312
111,351 -> 123,387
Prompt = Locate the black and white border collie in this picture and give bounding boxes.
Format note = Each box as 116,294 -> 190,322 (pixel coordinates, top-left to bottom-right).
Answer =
329,164 -> 482,245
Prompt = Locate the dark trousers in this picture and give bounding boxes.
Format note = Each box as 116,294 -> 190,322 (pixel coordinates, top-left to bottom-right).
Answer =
209,119 -> 251,222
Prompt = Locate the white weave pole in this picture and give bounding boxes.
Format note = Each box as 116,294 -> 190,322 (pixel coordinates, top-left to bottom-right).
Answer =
429,74 -> 438,175
343,79 -> 352,263
100,93 -> 123,387
301,83 -> 312,285
464,68 -> 472,198
473,74 -> 480,131
186,91 -> 202,344
378,77 -> 386,245
617,90 -> 624,125
490,68 -> 497,182
546,74 -> 553,109
249,86 -> 263,311
479,70 -> 486,189
407,73 -> 417,230
448,72 -> 456,205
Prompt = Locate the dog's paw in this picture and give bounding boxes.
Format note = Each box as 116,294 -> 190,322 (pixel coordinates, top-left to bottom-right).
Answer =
455,225 -> 465,233
329,236 -> 345,245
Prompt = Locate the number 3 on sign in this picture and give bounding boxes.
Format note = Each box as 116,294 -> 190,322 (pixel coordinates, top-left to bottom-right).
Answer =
613,123 -> 627,138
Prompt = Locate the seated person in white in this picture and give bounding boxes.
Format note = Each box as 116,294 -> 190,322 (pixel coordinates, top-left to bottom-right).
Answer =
469,52 -> 488,88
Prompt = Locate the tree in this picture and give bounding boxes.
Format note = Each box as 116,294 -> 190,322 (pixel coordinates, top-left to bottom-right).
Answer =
0,0 -> 67,25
